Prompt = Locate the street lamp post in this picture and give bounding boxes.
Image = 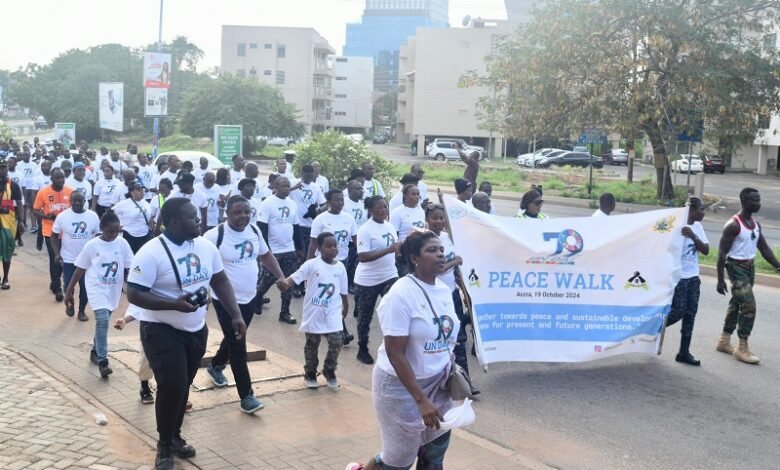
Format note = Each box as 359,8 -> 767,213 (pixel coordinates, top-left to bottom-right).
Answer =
152,0 -> 164,159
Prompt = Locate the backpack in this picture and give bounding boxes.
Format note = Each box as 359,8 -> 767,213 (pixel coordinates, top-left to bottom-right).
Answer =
216,222 -> 260,248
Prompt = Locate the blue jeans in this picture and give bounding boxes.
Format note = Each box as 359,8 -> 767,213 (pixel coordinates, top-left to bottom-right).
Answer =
667,276 -> 701,337
92,309 -> 112,364
62,262 -> 88,313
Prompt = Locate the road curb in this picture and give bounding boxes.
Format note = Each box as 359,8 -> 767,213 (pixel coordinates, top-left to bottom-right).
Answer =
700,265 -> 780,289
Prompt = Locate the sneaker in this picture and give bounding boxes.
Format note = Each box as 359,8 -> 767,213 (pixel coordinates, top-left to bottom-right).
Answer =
36,238 -> 43,251
206,364 -> 228,387
17,238 -> 23,247
155,444 -> 174,470
356,348 -> 374,365
240,394 -> 265,414
54,291 -> 64,302
98,361 -> 113,378
185,401 -> 193,411
172,435 -> 196,458
77,311 -> 88,322
304,373 -> 319,389
278,313 -> 297,324
262,297 -> 271,304
89,349 -> 98,365
342,333 -> 354,346
30,226 -> 39,234
140,388 -> 155,404
345,463 -> 365,470
323,370 -> 339,389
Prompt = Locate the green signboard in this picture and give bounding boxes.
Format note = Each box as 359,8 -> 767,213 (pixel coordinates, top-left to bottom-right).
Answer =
214,125 -> 243,165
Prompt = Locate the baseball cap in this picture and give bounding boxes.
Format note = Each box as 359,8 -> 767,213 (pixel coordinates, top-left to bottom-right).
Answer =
72,162 -> 86,170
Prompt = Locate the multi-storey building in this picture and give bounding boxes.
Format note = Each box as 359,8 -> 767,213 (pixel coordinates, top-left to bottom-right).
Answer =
331,56 -> 374,135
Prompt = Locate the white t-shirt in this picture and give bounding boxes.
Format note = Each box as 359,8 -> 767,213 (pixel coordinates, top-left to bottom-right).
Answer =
204,224 -> 269,304
315,175 -> 329,193
230,169 -> 245,186
169,188 -> 209,209
375,276 -> 460,379
291,258 -> 348,334
75,237 -> 134,312
363,178 -> 385,198
248,197 -> 263,225
137,165 -> 155,199
52,157 -> 74,169
257,184 -> 274,201
195,183 -> 223,227
417,180 -> 428,204
355,219 -> 398,286
93,177 -> 119,207
258,195 -> 299,253
389,204 -> 426,242
389,188 -> 425,211
32,173 -> 52,191
65,177 -> 93,201
680,221 -> 708,279
192,167 -> 211,185
149,194 -> 167,223
112,198 -> 151,237
310,211 -> 358,261
51,209 -> 101,263
290,181 -> 326,228
159,170 -> 179,187
109,159 -> 129,175
343,196 -> 368,227
438,232 -> 457,292
16,160 -> 39,188
111,181 -> 130,205
592,209 -> 608,217
128,235 -> 224,332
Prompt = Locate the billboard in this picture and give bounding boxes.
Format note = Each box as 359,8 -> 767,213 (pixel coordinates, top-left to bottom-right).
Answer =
214,125 -> 243,164
99,82 -> 124,132
143,52 -> 172,89
144,88 -> 168,117
53,122 -> 76,147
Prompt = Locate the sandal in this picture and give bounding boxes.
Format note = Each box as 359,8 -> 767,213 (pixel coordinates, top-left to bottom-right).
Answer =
1,281 -> 9,290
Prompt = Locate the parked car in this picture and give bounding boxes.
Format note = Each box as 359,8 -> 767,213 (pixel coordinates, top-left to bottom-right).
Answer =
347,133 -> 365,144
538,151 -> 603,169
34,116 -> 48,130
263,136 -> 299,146
702,155 -> 726,174
517,148 -> 556,166
528,149 -> 567,167
573,146 -> 589,153
426,140 -> 461,161
152,151 -> 227,173
670,155 -> 703,173
602,148 -> 629,165
372,133 -> 389,144
428,138 -> 486,160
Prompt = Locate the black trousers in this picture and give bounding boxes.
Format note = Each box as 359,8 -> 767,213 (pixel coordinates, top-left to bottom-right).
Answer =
257,251 -> 298,315
44,236 -> 62,292
355,278 -> 397,349
123,231 -> 151,254
95,204 -> 110,220
452,288 -> 470,375
211,297 -> 256,399
140,321 -> 208,445
346,245 -> 358,289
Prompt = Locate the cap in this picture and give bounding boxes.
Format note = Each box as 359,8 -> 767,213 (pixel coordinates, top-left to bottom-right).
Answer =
128,181 -> 145,191
72,162 -> 86,170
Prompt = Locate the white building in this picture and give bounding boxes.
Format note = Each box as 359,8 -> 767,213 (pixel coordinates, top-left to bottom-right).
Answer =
221,25 -> 336,133
398,19 -> 516,156
331,56 -> 374,134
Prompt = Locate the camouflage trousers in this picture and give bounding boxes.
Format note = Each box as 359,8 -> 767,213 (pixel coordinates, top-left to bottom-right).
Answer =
303,332 -> 342,377
722,259 -> 756,338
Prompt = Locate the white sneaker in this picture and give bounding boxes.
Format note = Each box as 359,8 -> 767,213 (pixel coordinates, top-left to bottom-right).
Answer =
304,375 -> 319,389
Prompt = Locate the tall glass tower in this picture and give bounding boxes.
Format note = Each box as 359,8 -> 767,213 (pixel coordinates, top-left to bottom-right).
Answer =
344,0 -> 450,92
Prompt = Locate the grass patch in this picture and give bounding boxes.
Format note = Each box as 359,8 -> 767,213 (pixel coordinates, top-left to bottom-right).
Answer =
699,248 -> 780,276
389,162 -> 525,191
553,177 -> 688,206
542,177 -> 566,191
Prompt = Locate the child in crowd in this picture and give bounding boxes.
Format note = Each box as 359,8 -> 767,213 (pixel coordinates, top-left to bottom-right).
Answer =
64,211 -> 133,378
279,232 -> 348,389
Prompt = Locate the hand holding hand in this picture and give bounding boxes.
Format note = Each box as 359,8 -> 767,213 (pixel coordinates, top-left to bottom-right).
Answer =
114,318 -> 126,330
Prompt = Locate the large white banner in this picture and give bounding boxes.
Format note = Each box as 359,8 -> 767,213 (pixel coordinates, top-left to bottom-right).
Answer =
99,82 -> 123,132
444,196 -> 687,366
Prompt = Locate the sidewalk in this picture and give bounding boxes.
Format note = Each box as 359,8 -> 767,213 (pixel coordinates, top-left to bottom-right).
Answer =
0,238 -> 545,470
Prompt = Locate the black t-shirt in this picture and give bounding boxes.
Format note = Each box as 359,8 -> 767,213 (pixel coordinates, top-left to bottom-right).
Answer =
0,180 -> 23,203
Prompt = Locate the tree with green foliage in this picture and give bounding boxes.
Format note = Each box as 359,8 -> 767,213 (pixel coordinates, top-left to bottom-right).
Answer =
293,131 -> 394,193
469,0 -> 780,200
179,74 -> 303,152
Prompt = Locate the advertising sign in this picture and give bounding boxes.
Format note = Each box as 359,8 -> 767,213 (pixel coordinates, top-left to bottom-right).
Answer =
98,82 -> 124,132
143,52 -> 172,89
144,88 -> 168,117
214,125 -> 243,164
53,122 -> 76,147
444,196 -> 686,366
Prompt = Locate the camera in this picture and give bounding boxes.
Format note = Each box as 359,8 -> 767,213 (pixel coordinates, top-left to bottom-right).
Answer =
185,286 -> 209,307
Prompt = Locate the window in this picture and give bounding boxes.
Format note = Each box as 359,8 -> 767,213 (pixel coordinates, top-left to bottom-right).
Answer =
335,111 -> 347,116
335,76 -> 347,81
276,71 -> 285,85
335,93 -> 347,99
336,58 -> 348,63
249,67 -> 257,78
277,45 -> 286,58
264,43 -> 272,49
764,33 -> 777,51
237,43 -> 246,57
264,70 -> 272,76
237,69 -> 246,78
249,43 -> 257,49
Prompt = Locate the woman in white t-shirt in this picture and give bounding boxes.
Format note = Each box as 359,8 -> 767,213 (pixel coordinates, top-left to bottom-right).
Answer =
389,184 -> 426,277
63,211 -> 134,378
347,230 -> 459,470
280,232 -> 348,390
112,182 -> 153,253
354,196 -> 400,365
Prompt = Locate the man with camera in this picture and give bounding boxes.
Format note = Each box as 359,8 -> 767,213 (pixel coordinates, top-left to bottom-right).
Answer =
127,198 -> 247,470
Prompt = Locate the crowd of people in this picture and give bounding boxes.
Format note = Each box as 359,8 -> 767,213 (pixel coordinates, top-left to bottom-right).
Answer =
1,135 -> 779,470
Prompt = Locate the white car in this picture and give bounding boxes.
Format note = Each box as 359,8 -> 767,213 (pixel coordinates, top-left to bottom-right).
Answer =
347,134 -> 365,144
262,136 -> 300,146
603,149 -> 629,165
426,141 -> 461,161
152,151 -> 228,172
517,148 -> 561,166
526,149 -> 566,167
427,138 -> 486,160
671,155 -> 703,173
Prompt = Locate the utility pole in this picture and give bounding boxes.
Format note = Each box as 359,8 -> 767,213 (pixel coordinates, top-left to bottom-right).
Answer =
152,0 -> 164,159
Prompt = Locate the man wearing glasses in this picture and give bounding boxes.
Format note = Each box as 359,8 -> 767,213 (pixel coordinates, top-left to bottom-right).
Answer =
715,188 -> 780,364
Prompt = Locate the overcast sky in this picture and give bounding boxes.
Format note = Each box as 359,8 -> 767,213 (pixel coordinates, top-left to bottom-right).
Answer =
2,0 -> 508,71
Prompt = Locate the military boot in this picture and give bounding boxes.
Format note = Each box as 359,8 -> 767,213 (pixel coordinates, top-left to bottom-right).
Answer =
734,337 -> 760,365
716,332 -> 734,354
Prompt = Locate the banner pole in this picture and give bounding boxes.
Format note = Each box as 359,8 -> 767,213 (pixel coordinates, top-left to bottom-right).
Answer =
438,189 -> 486,371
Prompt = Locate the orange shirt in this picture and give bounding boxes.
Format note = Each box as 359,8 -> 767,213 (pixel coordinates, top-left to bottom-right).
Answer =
33,185 -> 73,237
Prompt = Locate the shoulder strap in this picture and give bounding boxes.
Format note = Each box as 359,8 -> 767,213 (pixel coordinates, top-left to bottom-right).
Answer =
249,224 -> 260,237
216,223 -> 225,248
131,198 -> 150,226
408,275 -> 444,339
158,237 -> 183,292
